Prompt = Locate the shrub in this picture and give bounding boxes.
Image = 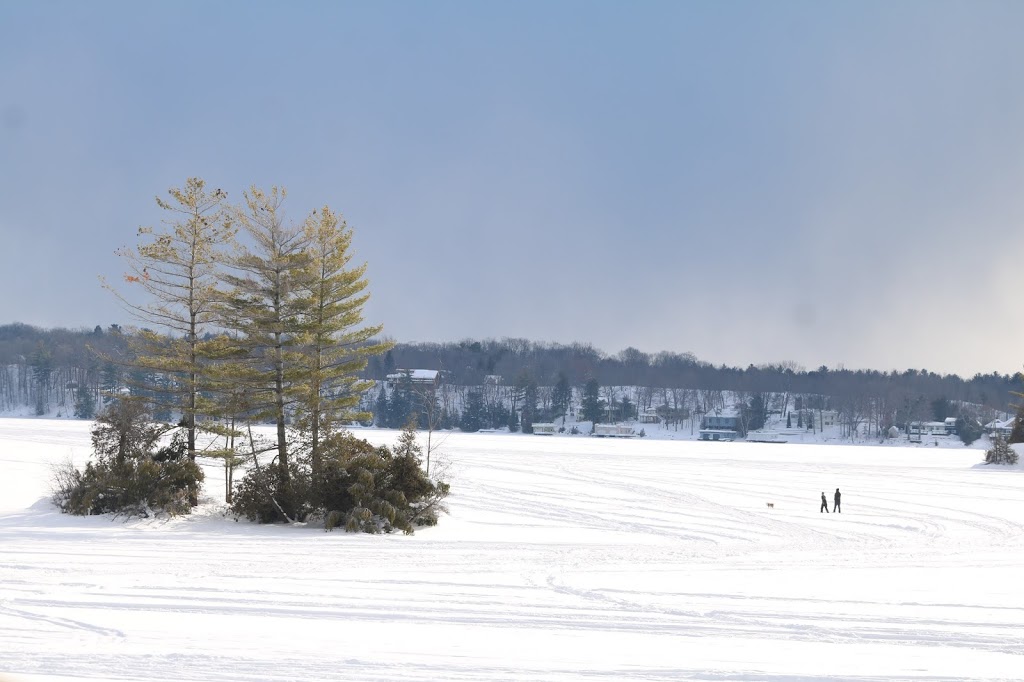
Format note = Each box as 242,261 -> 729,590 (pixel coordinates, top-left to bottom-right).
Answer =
310,431 -> 385,514
52,402 -> 203,518
229,423 -> 449,533
230,460 -> 312,524
319,425 -> 450,534
985,437 -> 1019,466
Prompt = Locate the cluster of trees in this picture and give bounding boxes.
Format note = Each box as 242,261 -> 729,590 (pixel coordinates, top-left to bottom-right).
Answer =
55,178 -> 447,531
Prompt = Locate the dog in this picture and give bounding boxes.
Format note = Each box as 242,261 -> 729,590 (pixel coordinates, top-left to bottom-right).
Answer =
766,502 -> 774,509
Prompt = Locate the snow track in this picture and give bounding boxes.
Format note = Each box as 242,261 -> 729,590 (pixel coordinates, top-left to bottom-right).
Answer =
1,421 -> 1023,681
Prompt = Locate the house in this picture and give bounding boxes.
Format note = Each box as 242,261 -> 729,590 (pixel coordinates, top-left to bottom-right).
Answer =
702,415 -> 741,430
532,423 -> 557,435
593,423 -> 636,438
944,417 -> 958,435
700,415 -> 741,441
908,421 -> 949,439
985,417 -> 1014,439
385,369 -> 441,389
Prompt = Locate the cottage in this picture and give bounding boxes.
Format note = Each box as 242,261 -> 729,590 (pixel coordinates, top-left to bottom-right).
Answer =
532,423 -> 557,435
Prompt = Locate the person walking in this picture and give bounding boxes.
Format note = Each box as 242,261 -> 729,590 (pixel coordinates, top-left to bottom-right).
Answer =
834,488 -> 841,513
820,491 -> 829,513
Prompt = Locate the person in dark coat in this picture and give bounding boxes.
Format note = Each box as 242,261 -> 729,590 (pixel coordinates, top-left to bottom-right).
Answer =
834,488 -> 841,513
820,492 -> 829,513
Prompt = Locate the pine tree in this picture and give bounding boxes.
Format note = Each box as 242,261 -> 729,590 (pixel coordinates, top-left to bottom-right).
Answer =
956,415 -> 983,446
552,372 -> 571,421
386,373 -> 414,428
581,378 -> 602,428
460,391 -> 484,432
619,395 -> 633,422
985,436 -> 1019,465
522,379 -> 538,433
74,383 -> 96,419
100,360 -> 121,396
374,384 -> 390,427
105,177 -> 234,461
507,409 -> 520,433
218,186 -> 310,495
293,206 -> 390,472
1008,405 -> 1024,444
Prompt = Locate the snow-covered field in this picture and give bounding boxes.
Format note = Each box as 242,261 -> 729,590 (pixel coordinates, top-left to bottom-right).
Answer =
1,419 -> 1023,681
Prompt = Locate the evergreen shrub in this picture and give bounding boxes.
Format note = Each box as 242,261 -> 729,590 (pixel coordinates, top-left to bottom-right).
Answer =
52,401 -> 202,517
985,437 -> 1019,465
230,460 -> 312,523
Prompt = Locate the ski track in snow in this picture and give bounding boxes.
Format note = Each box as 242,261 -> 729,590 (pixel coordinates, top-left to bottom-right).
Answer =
1,419 -> 1024,681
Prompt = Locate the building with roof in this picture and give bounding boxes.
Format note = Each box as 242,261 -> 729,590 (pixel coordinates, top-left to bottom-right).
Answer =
385,369 -> 441,388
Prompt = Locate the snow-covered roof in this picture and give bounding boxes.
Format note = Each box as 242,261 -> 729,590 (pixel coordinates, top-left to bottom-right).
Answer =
386,369 -> 440,382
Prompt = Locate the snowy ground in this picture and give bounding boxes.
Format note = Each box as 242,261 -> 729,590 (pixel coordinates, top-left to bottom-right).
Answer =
1,419 -> 1023,682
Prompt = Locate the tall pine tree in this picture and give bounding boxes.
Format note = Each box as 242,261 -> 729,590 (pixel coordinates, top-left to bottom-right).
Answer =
218,186 -> 310,494
552,371 -> 571,423
581,378 -> 602,428
293,206 -> 391,472
105,177 -> 234,462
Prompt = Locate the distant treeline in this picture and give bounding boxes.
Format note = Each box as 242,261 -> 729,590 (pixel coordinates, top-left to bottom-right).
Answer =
371,337 -> 1020,412
2,324 -> 1020,427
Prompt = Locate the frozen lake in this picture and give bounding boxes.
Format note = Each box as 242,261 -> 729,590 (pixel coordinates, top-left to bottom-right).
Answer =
1,418 -> 1023,681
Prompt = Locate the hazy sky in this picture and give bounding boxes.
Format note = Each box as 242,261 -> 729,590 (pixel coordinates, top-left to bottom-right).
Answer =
2,1 -> 1024,376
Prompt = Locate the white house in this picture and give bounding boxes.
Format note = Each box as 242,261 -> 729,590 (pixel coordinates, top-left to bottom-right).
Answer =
985,417 -> 1014,438
909,421 -> 949,438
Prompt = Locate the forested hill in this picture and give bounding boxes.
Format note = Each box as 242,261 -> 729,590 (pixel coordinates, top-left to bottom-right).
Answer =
374,338 -> 1019,411
1,323 -> 1019,421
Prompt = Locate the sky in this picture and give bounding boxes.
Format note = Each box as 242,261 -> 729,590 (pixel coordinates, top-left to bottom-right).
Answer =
2,1 -> 1024,377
